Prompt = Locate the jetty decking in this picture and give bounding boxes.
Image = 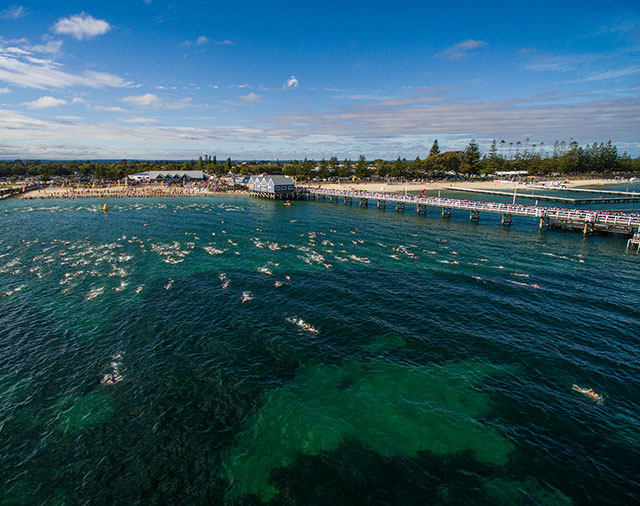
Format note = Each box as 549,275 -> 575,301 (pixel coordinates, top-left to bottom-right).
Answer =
447,187 -> 640,205
293,187 -> 640,236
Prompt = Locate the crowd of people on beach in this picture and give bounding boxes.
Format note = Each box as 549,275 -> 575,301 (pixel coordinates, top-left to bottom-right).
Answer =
20,185 -> 218,200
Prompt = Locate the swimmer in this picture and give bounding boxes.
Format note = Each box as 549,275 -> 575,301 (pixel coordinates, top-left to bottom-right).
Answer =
241,291 -> 252,303
572,384 -> 603,403
289,317 -> 318,333
101,374 -> 116,385
101,372 -> 122,385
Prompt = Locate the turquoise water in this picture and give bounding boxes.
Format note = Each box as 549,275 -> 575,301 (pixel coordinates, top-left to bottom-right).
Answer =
1,196 -> 639,505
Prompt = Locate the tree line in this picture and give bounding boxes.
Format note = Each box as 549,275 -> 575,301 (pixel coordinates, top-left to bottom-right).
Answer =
1,139 -> 639,181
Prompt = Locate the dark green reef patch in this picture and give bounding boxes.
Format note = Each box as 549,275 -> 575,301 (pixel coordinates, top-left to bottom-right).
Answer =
222,358 -> 514,501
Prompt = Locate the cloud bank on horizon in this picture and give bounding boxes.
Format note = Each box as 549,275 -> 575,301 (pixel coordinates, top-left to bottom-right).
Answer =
0,0 -> 638,159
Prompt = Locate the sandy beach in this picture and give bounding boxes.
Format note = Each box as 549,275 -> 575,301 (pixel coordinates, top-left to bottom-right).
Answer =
312,178 -> 625,193
19,184 -> 228,199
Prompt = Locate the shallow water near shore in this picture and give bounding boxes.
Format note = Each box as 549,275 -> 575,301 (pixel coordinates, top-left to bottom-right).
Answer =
1,195 -> 639,504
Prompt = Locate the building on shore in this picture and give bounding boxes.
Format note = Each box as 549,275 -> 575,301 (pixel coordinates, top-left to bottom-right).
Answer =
128,170 -> 206,182
248,175 -> 296,199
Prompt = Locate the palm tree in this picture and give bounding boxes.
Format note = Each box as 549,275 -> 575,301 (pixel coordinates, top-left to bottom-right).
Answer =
508,142 -> 513,160
515,141 -> 522,159
500,140 -> 505,158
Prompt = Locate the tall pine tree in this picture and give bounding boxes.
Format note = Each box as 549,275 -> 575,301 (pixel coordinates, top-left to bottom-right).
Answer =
463,139 -> 482,174
429,140 -> 440,157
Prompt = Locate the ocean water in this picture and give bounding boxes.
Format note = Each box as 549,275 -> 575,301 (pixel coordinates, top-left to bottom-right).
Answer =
0,195 -> 639,505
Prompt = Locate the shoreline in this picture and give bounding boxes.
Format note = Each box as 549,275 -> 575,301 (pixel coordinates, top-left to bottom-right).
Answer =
18,185 -> 240,200
13,177 -> 631,200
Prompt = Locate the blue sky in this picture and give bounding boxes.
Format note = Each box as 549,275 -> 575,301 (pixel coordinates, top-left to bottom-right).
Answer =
0,0 -> 639,159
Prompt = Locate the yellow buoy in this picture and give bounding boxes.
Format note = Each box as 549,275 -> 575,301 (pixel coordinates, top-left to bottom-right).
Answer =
103,203 -> 108,212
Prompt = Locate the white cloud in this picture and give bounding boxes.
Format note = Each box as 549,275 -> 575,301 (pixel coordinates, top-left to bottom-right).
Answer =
26,40 -> 64,57
0,92 -> 639,159
92,105 -> 127,112
121,93 -> 192,110
239,92 -> 261,103
53,14 -> 111,41
583,67 -> 640,82
180,36 -> 209,48
180,36 -> 231,48
0,86 -> 10,94
123,117 -> 158,124
437,39 -> 488,60
0,46 -> 128,89
122,93 -> 161,107
163,98 -> 192,110
283,75 -> 298,89
71,97 -> 85,104
1,5 -> 24,20
1,46 -> 29,55
23,95 -> 67,109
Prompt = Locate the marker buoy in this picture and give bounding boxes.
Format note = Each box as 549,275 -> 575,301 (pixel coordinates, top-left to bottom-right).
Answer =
103,203 -> 108,212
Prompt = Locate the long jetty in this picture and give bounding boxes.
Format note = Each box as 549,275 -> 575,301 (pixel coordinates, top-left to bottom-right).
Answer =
447,186 -> 640,205
291,187 -> 640,236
